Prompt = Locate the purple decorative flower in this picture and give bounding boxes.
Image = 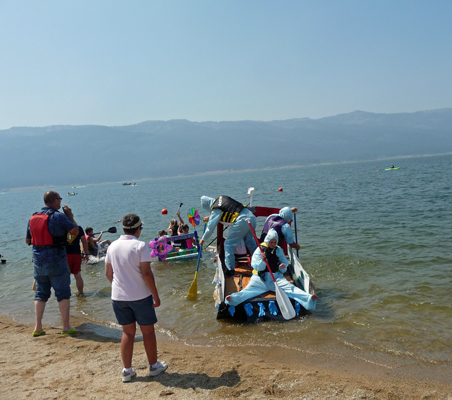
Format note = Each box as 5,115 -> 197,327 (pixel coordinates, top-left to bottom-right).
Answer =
149,237 -> 173,261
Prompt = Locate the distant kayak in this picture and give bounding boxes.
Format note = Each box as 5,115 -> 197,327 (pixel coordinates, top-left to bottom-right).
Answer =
385,167 -> 400,170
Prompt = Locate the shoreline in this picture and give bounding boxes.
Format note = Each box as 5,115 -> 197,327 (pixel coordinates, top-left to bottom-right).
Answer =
2,315 -> 451,399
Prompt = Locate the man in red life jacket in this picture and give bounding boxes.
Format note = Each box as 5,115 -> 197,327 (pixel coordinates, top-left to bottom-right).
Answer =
26,191 -> 80,336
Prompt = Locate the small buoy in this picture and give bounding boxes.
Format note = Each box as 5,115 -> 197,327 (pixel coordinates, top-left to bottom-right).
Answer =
278,188 -> 283,192
335,179 -> 338,182
117,220 -> 121,222
377,170 -> 380,172
161,209 -> 168,215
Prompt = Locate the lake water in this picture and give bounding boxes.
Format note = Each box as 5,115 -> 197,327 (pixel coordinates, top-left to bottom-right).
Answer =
1,154 -> 451,370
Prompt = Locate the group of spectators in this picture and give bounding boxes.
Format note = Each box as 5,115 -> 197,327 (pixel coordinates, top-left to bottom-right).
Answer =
26,191 -> 166,382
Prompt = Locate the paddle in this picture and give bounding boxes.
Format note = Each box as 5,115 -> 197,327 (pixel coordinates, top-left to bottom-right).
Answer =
173,203 -> 183,219
293,213 -> 299,258
187,223 -> 207,299
93,227 -> 117,235
246,219 -> 296,320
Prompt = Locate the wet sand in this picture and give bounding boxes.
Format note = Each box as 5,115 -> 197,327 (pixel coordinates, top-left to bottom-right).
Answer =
1,315 -> 451,400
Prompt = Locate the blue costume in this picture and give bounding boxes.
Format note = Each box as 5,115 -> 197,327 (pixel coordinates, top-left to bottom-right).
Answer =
260,207 -> 296,246
201,195 -> 257,273
225,229 -> 316,310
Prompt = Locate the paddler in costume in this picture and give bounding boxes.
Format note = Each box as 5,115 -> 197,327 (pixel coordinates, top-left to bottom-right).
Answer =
225,229 -> 316,310
260,206 -> 300,252
199,195 -> 257,276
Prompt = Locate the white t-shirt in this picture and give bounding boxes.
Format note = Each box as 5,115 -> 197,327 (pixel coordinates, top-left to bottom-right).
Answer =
105,235 -> 153,301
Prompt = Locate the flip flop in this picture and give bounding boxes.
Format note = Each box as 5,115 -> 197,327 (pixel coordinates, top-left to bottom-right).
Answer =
32,329 -> 46,337
60,328 -> 81,335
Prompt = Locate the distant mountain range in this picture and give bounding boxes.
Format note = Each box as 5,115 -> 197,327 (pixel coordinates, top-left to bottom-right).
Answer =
1,108 -> 451,190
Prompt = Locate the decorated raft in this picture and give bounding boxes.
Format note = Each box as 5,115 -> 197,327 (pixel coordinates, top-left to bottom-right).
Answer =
150,232 -> 201,262
150,207 -> 203,262
212,206 -> 316,322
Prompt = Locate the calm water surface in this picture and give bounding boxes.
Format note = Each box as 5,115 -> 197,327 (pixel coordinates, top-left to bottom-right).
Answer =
1,154 -> 451,368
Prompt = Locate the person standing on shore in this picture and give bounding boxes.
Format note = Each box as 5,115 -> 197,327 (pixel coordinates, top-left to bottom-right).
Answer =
105,214 -> 167,382
66,226 -> 89,295
26,190 -> 80,336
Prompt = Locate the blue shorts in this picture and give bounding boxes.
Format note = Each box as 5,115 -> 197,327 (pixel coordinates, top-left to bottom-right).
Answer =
34,259 -> 71,302
112,295 -> 158,326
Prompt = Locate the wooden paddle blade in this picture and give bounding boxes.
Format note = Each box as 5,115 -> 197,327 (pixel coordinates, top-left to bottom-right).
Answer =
187,272 -> 198,299
275,284 -> 296,320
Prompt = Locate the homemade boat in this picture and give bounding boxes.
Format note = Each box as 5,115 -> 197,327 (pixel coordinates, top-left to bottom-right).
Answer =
212,206 -> 316,322
155,232 -> 201,261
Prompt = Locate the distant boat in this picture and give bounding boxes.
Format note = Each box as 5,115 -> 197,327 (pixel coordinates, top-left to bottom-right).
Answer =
122,182 -> 132,186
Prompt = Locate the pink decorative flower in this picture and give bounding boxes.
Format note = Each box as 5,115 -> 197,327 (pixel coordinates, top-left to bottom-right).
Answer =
149,237 -> 173,261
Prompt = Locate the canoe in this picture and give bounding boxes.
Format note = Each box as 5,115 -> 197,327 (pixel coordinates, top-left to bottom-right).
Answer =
385,167 -> 400,170
212,206 -> 316,322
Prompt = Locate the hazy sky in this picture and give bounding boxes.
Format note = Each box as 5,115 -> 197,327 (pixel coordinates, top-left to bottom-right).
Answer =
1,1 -> 451,129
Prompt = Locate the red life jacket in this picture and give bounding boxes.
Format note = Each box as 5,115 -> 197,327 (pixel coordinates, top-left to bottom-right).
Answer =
29,210 -> 65,247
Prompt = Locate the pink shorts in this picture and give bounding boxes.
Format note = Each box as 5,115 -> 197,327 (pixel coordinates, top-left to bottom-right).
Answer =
67,254 -> 82,275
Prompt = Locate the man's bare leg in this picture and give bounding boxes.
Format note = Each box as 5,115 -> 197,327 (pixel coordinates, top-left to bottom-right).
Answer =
34,299 -> 46,333
58,298 -> 72,332
74,272 -> 84,294
121,323 -> 137,369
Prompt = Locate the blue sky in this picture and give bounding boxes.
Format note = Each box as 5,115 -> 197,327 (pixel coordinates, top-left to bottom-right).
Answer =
1,1 -> 451,129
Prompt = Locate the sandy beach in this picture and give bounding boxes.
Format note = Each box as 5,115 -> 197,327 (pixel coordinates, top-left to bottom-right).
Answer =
1,315 -> 451,400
